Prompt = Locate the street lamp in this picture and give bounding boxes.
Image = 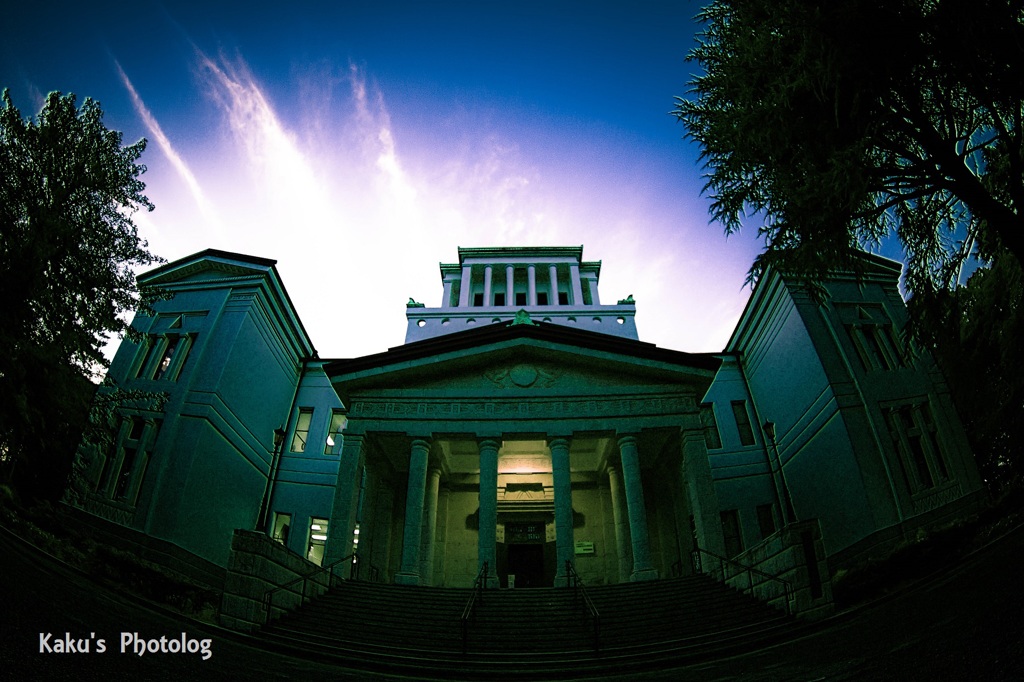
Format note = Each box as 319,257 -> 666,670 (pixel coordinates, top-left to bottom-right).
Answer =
763,420 -> 797,525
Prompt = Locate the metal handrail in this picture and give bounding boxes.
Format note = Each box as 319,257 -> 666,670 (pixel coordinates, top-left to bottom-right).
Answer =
460,562 -> 488,654
691,547 -> 793,615
565,560 -> 601,651
263,552 -> 374,626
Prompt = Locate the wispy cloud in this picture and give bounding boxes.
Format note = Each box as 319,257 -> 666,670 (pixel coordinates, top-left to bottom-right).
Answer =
115,60 -> 225,238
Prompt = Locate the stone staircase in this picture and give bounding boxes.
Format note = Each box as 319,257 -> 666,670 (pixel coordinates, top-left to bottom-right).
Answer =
259,575 -> 805,679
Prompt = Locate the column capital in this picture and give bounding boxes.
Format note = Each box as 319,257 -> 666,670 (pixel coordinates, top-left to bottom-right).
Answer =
617,434 -> 639,448
410,438 -> 432,450
547,436 -> 571,450
477,438 -> 501,453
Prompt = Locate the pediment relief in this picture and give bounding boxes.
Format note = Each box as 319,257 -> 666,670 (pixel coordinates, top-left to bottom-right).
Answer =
484,362 -> 563,389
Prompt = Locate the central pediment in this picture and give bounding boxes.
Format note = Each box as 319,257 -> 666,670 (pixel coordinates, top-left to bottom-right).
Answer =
326,320 -> 720,407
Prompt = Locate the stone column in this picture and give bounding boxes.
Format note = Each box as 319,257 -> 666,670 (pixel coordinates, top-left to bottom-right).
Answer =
371,483 -> 394,581
420,467 -> 442,585
527,265 -> 537,306
681,429 -> 726,556
618,435 -> 658,581
325,434 -> 366,565
569,263 -> 585,305
358,463 -> 380,569
478,439 -> 500,586
483,265 -> 493,307
458,265 -> 473,307
549,264 -> 559,306
607,465 -> 633,583
586,276 -> 601,305
395,439 -> 431,585
550,438 -> 574,585
442,279 -> 454,307
505,265 -> 515,306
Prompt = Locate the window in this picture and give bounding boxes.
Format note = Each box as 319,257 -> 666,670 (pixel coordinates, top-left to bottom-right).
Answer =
885,401 -> 949,492
756,503 -> 777,539
272,512 -> 292,545
473,292 -> 484,307
494,292 -> 506,306
307,518 -> 329,566
324,410 -> 346,455
134,339 -> 157,378
720,510 -> 744,558
844,306 -> 904,372
700,403 -> 722,449
537,292 -> 548,306
515,292 -> 527,306
731,401 -> 755,446
114,446 -> 138,499
153,336 -> 180,379
558,291 -> 569,305
291,408 -> 313,452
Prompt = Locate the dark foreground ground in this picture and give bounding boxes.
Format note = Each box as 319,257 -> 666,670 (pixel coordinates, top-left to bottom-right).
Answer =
1,522 -> 1022,681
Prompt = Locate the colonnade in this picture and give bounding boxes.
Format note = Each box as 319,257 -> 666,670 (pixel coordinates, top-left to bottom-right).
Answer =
334,433 -> 670,587
447,262 -> 593,308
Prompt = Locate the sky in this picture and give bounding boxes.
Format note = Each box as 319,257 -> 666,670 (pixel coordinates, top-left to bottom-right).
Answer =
5,0 -> 805,359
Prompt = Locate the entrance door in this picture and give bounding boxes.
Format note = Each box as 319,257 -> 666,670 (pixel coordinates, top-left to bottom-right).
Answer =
507,544 -> 545,587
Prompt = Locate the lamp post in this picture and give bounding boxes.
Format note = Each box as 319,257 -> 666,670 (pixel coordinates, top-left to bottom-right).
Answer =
763,421 -> 797,525
256,427 -> 287,532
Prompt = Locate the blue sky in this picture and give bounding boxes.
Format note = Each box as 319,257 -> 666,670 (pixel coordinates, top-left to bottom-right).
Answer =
4,1 -> 779,358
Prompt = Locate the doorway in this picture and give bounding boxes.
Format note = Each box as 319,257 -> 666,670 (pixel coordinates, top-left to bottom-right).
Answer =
507,543 -> 545,587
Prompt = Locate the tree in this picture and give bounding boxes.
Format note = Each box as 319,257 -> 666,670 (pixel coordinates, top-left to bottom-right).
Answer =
0,90 -> 162,501
675,0 -> 1024,292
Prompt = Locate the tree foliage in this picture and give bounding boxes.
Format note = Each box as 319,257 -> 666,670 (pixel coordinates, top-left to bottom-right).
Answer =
675,0 -> 1024,291
0,90 -> 162,500
908,249 -> 1024,488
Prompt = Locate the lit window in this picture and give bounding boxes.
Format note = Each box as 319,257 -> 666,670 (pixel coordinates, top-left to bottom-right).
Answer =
153,336 -> 180,380
291,408 -> 313,452
700,403 -> 722,449
731,401 -> 755,446
307,517 -> 329,566
324,410 -> 346,455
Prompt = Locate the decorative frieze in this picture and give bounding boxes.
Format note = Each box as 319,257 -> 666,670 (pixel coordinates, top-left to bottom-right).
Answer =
349,395 -> 697,420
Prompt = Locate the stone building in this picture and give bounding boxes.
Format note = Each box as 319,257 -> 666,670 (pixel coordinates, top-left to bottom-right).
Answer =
72,246 -> 985,598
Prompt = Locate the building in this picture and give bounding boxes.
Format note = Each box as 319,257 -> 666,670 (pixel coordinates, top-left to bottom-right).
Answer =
71,246 -> 984,611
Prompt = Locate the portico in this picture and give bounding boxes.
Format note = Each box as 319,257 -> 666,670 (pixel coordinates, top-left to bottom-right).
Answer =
324,317 -> 725,587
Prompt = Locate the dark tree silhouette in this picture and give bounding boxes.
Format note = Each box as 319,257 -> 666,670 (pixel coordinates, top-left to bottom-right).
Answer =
0,90 -> 161,501
675,0 -> 1024,292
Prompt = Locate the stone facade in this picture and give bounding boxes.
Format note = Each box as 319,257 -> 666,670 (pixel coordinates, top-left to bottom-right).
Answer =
72,246 -> 985,617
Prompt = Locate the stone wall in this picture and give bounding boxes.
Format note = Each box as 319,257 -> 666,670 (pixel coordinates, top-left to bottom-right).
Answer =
219,529 -> 340,632
703,519 -> 834,620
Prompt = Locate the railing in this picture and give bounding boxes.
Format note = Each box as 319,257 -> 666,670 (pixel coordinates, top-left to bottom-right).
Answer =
460,562 -> 489,654
565,560 -> 601,651
691,547 -> 793,616
263,552 -> 379,626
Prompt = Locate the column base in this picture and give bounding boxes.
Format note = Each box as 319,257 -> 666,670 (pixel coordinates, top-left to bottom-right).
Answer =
393,572 -> 421,586
630,567 -> 659,582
